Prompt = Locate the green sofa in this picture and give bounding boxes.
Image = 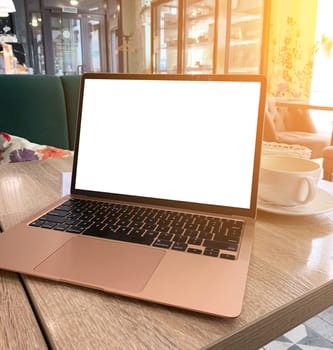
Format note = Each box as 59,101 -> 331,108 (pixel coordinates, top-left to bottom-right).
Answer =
0,74 -> 81,150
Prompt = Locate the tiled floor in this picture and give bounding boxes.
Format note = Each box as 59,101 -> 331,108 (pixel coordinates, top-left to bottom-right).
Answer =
260,305 -> 333,350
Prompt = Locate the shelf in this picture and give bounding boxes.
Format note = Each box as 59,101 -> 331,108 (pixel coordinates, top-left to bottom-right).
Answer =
157,47 -> 178,50
231,13 -> 261,24
151,0 -> 264,74
230,39 -> 260,47
157,26 -> 177,30
228,67 -> 260,73
185,40 -> 213,48
186,14 -> 214,22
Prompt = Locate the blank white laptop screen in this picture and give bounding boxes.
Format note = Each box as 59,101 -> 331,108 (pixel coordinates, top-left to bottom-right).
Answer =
74,77 -> 261,210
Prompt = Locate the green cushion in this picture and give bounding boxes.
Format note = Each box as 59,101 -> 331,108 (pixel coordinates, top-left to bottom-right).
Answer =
61,75 -> 81,150
0,74 -> 69,149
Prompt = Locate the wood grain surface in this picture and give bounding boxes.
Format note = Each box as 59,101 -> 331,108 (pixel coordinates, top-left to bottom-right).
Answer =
0,157 -> 332,350
0,271 -> 47,349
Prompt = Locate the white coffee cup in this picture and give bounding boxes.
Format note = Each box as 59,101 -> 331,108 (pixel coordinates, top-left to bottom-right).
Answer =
259,156 -> 321,206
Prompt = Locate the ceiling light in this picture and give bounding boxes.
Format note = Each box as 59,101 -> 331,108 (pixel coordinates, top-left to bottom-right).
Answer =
31,16 -> 38,27
0,0 -> 16,17
70,0 -> 79,6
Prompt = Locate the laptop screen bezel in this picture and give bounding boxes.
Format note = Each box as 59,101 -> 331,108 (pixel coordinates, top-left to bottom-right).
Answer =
71,73 -> 266,219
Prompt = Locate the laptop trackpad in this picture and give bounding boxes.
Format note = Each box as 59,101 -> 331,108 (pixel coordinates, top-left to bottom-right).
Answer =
34,236 -> 165,293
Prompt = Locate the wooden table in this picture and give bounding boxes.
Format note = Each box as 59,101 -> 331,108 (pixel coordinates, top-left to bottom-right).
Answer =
1,156 -> 333,349
0,157 -> 65,349
275,99 -> 333,112
0,271 -> 47,349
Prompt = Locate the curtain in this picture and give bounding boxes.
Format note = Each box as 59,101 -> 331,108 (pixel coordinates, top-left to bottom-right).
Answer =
311,0 -> 333,106
266,0 -> 318,99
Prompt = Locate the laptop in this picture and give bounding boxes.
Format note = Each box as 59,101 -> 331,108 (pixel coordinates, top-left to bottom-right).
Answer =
0,73 -> 266,317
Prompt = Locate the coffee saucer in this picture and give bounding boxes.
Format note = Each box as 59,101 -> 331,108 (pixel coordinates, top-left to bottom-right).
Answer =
257,187 -> 333,216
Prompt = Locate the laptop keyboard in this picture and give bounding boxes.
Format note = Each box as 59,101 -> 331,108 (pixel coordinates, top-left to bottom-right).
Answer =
29,198 -> 244,260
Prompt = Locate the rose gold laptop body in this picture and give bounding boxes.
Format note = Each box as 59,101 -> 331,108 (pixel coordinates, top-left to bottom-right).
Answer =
0,74 -> 266,317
